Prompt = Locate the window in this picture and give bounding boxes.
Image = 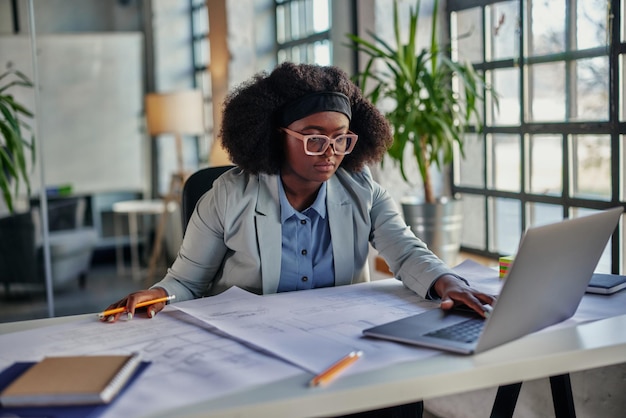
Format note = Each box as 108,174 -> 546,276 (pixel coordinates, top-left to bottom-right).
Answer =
449,0 -> 624,273
190,0 -> 211,162
275,0 -> 332,65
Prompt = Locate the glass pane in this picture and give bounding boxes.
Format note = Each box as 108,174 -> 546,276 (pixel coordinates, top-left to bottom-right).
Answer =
197,132 -> 210,162
527,62 -> 566,122
276,4 -> 287,44
278,0 -> 330,42
619,54 -> 626,121
490,68 -> 520,125
291,45 -> 302,63
577,0 -> 608,50
490,134 -> 520,192
573,57 -> 609,121
290,1 -> 302,40
193,37 -> 209,67
528,0 -> 565,56
313,40 -> 331,65
451,7 -> 483,63
195,71 -> 212,98
570,207 -> 613,273
526,202 -> 563,228
623,134 -> 626,201
623,0 -> 626,43
278,48 -> 288,64
312,0 -> 330,32
457,133 -> 484,188
192,6 -> 208,33
456,69 -> 485,122
461,194 -> 486,249
528,134 -> 562,196
570,134 -> 611,200
487,1 -> 519,61
489,197 -> 521,255
622,218 -> 626,274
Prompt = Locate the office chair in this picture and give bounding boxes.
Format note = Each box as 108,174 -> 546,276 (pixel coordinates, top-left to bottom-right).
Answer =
181,165 -> 235,235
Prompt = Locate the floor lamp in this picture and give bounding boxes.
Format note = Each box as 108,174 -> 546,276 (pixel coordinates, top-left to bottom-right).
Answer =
144,90 -> 205,283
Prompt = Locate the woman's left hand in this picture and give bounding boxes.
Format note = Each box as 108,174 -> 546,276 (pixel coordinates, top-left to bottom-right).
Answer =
432,274 -> 495,317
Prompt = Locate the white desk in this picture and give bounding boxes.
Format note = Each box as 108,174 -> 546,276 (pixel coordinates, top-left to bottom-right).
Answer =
157,314 -> 626,417
1,311 -> 625,417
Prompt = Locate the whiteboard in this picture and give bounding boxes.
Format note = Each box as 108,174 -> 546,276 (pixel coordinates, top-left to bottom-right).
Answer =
0,33 -> 145,195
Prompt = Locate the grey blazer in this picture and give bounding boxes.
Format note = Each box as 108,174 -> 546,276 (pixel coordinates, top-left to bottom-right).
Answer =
153,166 -> 456,301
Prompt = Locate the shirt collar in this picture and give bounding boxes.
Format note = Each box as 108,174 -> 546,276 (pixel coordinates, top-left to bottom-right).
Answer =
278,177 -> 328,222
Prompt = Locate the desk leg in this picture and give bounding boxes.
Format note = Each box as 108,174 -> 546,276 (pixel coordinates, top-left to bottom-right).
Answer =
490,374 -> 576,418
490,382 -> 522,418
550,374 -> 576,418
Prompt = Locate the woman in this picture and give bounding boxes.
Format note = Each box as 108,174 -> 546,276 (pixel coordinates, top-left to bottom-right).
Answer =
103,62 -> 494,415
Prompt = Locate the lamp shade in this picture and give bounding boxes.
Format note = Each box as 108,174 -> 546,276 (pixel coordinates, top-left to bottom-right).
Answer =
145,90 -> 205,135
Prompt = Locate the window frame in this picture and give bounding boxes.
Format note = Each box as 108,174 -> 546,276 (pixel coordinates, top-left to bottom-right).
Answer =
190,0 -> 211,163
274,0 -> 332,65
448,0 -> 624,274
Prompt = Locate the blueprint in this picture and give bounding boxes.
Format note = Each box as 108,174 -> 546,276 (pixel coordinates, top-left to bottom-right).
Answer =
174,279 -> 444,376
0,309 -> 300,418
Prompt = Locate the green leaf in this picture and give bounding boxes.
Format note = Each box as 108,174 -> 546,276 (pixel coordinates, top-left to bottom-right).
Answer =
0,68 -> 35,213
346,0 -> 493,202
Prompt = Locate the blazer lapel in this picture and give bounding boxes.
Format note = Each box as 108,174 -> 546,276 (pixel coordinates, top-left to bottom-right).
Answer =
255,174 -> 282,294
327,175 -> 355,286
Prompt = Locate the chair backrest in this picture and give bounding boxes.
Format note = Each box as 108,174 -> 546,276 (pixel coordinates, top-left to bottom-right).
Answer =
181,165 -> 234,235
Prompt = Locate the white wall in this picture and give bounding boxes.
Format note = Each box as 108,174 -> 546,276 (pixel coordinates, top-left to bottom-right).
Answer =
0,34 -> 145,197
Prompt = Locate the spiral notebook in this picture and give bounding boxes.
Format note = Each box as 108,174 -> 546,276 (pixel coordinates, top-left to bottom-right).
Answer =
0,352 -> 142,407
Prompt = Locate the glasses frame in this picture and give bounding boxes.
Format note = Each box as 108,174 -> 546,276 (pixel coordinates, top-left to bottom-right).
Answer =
280,127 -> 358,156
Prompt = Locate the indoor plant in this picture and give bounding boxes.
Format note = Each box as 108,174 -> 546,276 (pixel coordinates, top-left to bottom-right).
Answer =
347,0 -> 489,263
0,67 -> 36,214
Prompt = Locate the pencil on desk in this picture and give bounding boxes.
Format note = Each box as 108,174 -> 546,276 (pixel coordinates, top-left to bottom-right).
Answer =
97,295 -> 175,318
309,350 -> 363,387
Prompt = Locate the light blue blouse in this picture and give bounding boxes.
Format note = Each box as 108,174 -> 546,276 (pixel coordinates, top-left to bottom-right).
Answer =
277,179 -> 334,291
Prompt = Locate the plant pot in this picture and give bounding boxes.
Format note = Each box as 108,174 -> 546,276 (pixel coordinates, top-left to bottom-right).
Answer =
401,198 -> 463,266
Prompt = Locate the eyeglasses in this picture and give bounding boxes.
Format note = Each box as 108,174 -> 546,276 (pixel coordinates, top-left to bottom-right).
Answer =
280,127 -> 358,156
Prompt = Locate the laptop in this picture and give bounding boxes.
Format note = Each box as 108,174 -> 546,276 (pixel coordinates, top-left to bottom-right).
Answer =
363,207 -> 623,355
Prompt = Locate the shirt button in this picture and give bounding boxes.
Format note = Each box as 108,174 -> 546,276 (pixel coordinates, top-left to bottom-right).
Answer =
301,249 -> 307,255
300,219 -> 307,225
301,276 -> 308,282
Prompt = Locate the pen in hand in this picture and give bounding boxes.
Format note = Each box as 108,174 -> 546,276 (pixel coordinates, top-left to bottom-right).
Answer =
97,295 -> 176,319
309,350 -> 363,387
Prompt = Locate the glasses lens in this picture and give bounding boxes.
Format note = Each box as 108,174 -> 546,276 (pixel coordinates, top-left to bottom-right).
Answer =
305,136 -> 330,154
333,135 -> 351,154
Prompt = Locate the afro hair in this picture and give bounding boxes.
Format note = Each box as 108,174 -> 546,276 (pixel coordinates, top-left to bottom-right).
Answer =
219,62 -> 392,174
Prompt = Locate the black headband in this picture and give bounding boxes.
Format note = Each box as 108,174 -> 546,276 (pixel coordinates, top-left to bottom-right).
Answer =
278,91 -> 352,127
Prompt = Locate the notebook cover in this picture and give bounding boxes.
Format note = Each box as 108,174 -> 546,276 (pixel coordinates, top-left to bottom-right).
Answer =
0,353 -> 142,406
586,273 -> 626,295
0,360 -> 149,417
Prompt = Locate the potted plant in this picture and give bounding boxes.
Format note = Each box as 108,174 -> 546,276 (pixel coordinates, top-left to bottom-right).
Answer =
0,67 -> 36,214
347,0 -> 490,264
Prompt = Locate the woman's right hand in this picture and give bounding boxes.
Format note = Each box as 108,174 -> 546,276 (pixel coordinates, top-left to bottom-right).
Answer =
100,287 -> 169,323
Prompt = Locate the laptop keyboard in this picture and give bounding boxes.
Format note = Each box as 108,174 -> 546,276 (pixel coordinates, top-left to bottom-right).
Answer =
424,318 -> 485,344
